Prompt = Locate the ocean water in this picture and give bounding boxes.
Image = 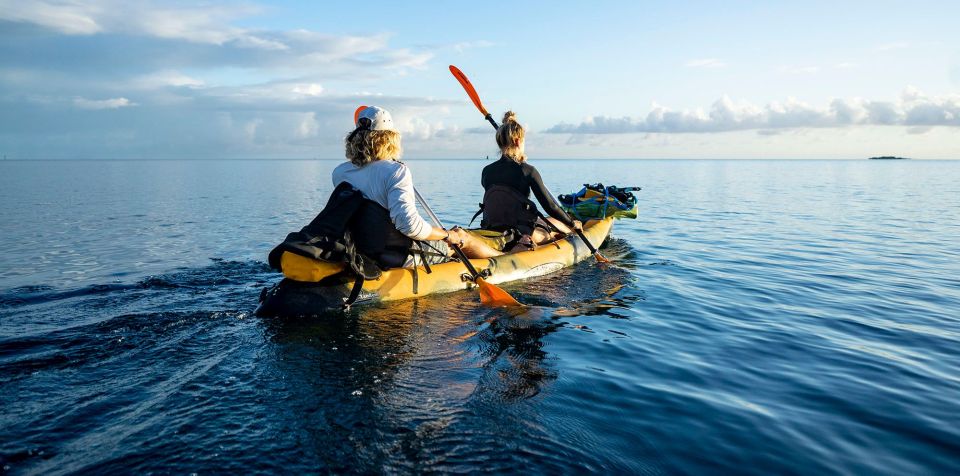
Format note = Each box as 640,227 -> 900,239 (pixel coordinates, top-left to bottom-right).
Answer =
1,159 -> 958,474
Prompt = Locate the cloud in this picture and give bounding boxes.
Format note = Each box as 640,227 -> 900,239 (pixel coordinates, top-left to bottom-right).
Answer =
464,127 -> 494,134
685,58 -> 726,69
0,4 -> 433,79
0,1 -> 459,159
0,0 -> 103,34
132,70 -> 205,89
0,0 -> 273,47
545,88 -> 960,134
0,79 -> 465,158
73,96 -> 135,109
291,83 -> 324,97
394,117 -> 462,141
0,3 -> 445,122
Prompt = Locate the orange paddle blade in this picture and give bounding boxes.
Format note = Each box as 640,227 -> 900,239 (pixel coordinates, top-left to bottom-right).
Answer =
449,65 -> 489,116
594,251 -> 612,263
353,105 -> 368,125
476,277 -> 522,307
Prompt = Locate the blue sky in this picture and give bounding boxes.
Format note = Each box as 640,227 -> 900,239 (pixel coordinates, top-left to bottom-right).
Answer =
1,0 -> 958,159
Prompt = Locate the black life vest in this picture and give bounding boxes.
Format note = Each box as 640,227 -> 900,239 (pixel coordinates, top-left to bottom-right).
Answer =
268,182 -> 371,272
268,182 -> 438,308
475,184 -> 541,236
348,200 -> 413,270
269,181 -> 419,272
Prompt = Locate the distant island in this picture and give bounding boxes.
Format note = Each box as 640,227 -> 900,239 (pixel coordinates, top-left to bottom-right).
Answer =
868,156 -> 909,160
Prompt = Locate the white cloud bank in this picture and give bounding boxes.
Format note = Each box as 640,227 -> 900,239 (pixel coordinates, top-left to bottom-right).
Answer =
546,88 -> 960,134
0,1 -> 433,75
0,0 -> 469,158
0,0 -> 273,46
132,70 -> 205,89
73,96 -> 135,109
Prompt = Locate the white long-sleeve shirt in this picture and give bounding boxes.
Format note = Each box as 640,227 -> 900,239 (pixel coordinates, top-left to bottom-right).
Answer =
331,160 -> 433,240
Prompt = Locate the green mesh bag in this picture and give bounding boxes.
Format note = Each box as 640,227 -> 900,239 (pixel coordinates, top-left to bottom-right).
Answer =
558,184 -> 640,220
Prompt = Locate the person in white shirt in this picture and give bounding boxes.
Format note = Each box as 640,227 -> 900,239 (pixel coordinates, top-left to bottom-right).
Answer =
334,106 -> 501,268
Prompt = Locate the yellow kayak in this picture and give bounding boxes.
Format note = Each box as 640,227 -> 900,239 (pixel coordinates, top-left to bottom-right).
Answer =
256,218 -> 613,316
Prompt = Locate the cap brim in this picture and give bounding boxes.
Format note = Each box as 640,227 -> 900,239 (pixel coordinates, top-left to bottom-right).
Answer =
353,105 -> 368,126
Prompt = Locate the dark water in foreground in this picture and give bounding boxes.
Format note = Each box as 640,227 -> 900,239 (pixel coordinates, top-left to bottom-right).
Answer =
1,159 -> 959,475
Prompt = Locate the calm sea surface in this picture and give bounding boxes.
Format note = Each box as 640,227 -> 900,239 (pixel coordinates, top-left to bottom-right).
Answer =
1,159 -> 958,474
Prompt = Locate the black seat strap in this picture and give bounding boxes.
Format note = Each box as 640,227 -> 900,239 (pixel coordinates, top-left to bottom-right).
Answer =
409,241 -> 435,296
411,260 -> 419,295
537,211 -> 564,234
343,273 -> 365,310
469,203 -> 484,227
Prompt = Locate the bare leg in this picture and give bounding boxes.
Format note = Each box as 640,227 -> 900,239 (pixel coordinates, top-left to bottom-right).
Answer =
532,218 -> 571,244
449,229 -> 503,258
545,217 -> 572,234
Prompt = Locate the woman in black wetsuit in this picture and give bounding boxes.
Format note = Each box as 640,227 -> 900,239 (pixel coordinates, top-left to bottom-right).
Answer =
479,111 -> 582,251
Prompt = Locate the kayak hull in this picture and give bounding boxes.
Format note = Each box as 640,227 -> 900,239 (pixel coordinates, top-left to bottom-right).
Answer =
256,218 -> 614,316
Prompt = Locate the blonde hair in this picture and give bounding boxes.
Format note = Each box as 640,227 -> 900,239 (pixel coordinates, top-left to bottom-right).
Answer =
496,111 -> 526,163
345,129 -> 402,166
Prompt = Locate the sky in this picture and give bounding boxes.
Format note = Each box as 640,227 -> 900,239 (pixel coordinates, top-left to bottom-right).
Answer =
1,0 -> 959,159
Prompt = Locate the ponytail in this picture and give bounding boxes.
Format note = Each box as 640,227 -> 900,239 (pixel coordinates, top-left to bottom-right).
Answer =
496,110 -> 526,163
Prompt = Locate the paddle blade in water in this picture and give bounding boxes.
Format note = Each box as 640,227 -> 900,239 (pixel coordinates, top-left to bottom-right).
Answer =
476,277 -> 522,307
449,65 -> 489,117
594,251 -> 612,263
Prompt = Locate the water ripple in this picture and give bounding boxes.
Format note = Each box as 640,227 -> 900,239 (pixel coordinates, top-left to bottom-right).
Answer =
2,159 -> 959,474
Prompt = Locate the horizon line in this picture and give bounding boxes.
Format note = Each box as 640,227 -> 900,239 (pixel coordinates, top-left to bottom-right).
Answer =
1,157 -> 954,162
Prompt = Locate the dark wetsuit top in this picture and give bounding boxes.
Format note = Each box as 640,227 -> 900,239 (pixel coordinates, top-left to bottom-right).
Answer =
481,157 -> 575,227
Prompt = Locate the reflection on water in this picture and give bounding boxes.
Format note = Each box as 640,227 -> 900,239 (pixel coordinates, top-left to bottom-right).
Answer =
474,306 -> 561,401
246,251 -> 647,472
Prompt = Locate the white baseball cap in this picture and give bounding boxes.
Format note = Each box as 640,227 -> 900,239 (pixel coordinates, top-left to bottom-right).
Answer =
354,105 -> 398,132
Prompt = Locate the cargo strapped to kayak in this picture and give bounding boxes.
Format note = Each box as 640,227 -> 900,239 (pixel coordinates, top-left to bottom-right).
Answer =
558,184 -> 640,220
267,182 -> 437,309
267,183 -> 380,307
268,183 -> 376,273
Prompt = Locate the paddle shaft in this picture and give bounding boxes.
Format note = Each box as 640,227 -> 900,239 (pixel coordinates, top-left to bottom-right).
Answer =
413,188 -> 485,280
484,114 -> 498,130
574,227 -> 602,255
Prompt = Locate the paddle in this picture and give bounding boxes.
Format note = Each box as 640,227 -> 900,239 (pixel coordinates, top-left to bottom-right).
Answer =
413,188 -> 522,307
449,65 -> 498,130
577,226 -> 611,263
448,64 -> 611,263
